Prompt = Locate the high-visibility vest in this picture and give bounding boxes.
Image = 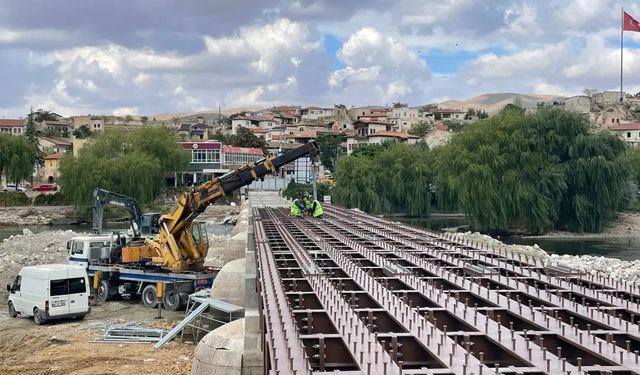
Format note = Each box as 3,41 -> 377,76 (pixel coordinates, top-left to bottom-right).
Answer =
290,200 -> 302,216
303,197 -> 313,210
312,201 -> 324,217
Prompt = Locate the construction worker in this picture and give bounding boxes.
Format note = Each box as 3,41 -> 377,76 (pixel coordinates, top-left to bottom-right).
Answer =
303,192 -> 313,212
308,196 -> 324,218
290,194 -> 305,217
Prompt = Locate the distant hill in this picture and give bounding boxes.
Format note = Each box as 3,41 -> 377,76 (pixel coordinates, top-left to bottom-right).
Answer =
438,93 -> 566,113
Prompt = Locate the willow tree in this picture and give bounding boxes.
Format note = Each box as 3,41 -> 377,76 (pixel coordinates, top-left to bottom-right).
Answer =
59,127 -> 189,206
0,135 -> 37,184
434,107 -> 630,233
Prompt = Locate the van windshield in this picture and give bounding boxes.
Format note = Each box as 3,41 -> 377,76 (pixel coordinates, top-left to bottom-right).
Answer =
50,277 -> 86,296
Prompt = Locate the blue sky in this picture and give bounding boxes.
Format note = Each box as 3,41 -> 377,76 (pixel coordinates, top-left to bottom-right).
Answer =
3,0 -> 640,116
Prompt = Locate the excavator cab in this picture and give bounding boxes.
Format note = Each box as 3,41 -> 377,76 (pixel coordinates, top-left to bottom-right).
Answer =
191,222 -> 209,252
140,213 -> 161,236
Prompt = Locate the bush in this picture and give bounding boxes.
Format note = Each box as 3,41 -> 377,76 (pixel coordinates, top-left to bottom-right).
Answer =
0,192 -> 31,207
33,192 -> 70,206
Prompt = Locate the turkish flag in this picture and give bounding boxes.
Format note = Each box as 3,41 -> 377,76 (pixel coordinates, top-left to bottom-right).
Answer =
624,11 -> 640,32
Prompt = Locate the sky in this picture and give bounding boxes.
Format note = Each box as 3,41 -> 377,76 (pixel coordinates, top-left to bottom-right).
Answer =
3,0 -> 640,117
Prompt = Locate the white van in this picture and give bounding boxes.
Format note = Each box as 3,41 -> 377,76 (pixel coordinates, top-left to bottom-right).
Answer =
6,264 -> 91,324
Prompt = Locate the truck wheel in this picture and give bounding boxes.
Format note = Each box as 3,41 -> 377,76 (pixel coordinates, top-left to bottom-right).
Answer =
162,290 -> 182,311
141,285 -> 158,308
33,307 -> 45,325
94,280 -> 109,305
8,302 -> 17,318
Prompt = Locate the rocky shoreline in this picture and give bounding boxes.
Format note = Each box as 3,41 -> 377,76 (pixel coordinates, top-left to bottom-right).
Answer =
0,206 -> 86,226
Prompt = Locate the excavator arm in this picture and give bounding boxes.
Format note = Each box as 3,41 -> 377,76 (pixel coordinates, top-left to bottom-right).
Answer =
137,141 -> 319,270
92,188 -> 144,238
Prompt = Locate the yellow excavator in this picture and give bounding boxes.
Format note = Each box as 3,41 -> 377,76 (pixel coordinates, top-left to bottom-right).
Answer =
116,141 -> 319,271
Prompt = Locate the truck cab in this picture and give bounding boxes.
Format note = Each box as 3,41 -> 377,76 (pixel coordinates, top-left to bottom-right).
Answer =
67,234 -> 127,267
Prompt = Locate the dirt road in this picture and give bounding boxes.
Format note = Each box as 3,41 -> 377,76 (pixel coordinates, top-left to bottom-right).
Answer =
0,300 -> 194,375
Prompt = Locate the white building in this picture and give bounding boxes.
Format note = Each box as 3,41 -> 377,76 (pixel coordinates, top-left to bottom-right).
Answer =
387,107 -> 432,132
610,123 -> 640,146
0,119 -> 26,135
300,106 -> 332,121
231,115 -> 276,134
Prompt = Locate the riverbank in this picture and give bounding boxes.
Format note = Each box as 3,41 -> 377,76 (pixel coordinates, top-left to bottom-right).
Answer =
0,206 -> 84,226
458,231 -> 640,282
524,212 -> 640,239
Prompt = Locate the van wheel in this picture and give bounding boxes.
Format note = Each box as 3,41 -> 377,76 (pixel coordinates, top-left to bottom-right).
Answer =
8,302 -> 17,318
95,280 -> 109,305
33,307 -> 45,325
141,285 -> 158,308
162,290 -> 182,311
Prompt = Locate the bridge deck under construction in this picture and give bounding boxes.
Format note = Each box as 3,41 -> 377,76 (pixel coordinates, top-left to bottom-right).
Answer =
253,205 -> 640,375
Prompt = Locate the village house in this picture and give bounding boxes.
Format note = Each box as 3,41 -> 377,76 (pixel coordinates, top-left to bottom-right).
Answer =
177,140 -> 224,186
38,137 -> 72,154
300,106 -> 332,121
432,108 -> 465,122
230,115 -> 276,134
593,91 -> 624,107
425,123 -> 452,148
349,106 -> 390,122
72,115 -> 104,132
179,123 -> 209,140
43,152 -> 65,183
41,120 -> 73,136
609,123 -> 640,146
0,119 -> 26,135
387,107 -> 434,132
564,96 -> 591,114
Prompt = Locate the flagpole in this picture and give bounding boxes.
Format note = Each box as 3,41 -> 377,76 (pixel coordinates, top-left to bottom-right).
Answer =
621,6 -> 624,103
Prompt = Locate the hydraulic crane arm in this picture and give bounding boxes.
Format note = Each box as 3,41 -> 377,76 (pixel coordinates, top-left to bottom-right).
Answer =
143,141 -> 319,269
92,188 -> 144,238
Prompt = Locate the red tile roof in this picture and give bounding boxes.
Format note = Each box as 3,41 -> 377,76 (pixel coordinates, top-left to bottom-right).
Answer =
44,152 -> 65,160
354,120 -> 393,126
368,131 -> 417,139
40,137 -> 72,146
223,145 -> 263,156
251,128 -> 267,133
610,123 -> 640,131
0,119 -> 25,127
233,115 -> 265,122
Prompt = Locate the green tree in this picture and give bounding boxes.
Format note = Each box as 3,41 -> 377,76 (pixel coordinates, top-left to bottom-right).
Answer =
315,133 -> 346,171
33,109 -> 57,122
141,116 -> 149,125
392,102 -> 408,108
59,127 -> 189,206
0,135 -> 37,184
26,108 -> 44,167
72,124 -> 92,139
230,127 -> 267,151
123,115 -> 134,125
407,121 -> 432,138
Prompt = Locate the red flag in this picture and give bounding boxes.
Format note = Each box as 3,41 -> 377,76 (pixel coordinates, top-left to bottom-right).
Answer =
624,11 -> 640,32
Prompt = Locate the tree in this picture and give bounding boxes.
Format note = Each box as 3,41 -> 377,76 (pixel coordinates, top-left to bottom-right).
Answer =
33,109 -> 57,122
141,116 -> 149,125
583,88 -> 598,98
434,107 -> 630,233
72,125 -> 92,139
315,133 -> 346,171
25,108 -> 43,167
466,108 -> 477,117
59,127 -> 189,206
0,135 -> 37,183
333,104 -> 347,110
230,127 -> 267,151
407,121 -> 432,138
478,110 -> 489,119
123,115 -> 134,125
392,102 -> 408,108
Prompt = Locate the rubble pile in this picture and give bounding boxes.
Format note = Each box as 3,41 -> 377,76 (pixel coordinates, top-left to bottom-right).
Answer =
458,231 -> 640,282
0,230 -> 80,297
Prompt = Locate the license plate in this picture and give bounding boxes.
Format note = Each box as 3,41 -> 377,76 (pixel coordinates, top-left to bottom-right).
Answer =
51,300 -> 66,307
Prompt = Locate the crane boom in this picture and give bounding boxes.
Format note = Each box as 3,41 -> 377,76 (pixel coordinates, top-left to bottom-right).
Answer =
121,141 -> 319,270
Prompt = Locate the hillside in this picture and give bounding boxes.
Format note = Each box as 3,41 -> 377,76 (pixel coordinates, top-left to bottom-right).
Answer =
439,93 -> 565,113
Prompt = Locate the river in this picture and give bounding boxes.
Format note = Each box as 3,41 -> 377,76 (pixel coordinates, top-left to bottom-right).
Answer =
398,216 -> 640,261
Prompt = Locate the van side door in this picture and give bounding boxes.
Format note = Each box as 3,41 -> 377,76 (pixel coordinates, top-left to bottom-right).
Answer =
67,276 -> 88,315
49,278 -> 70,316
